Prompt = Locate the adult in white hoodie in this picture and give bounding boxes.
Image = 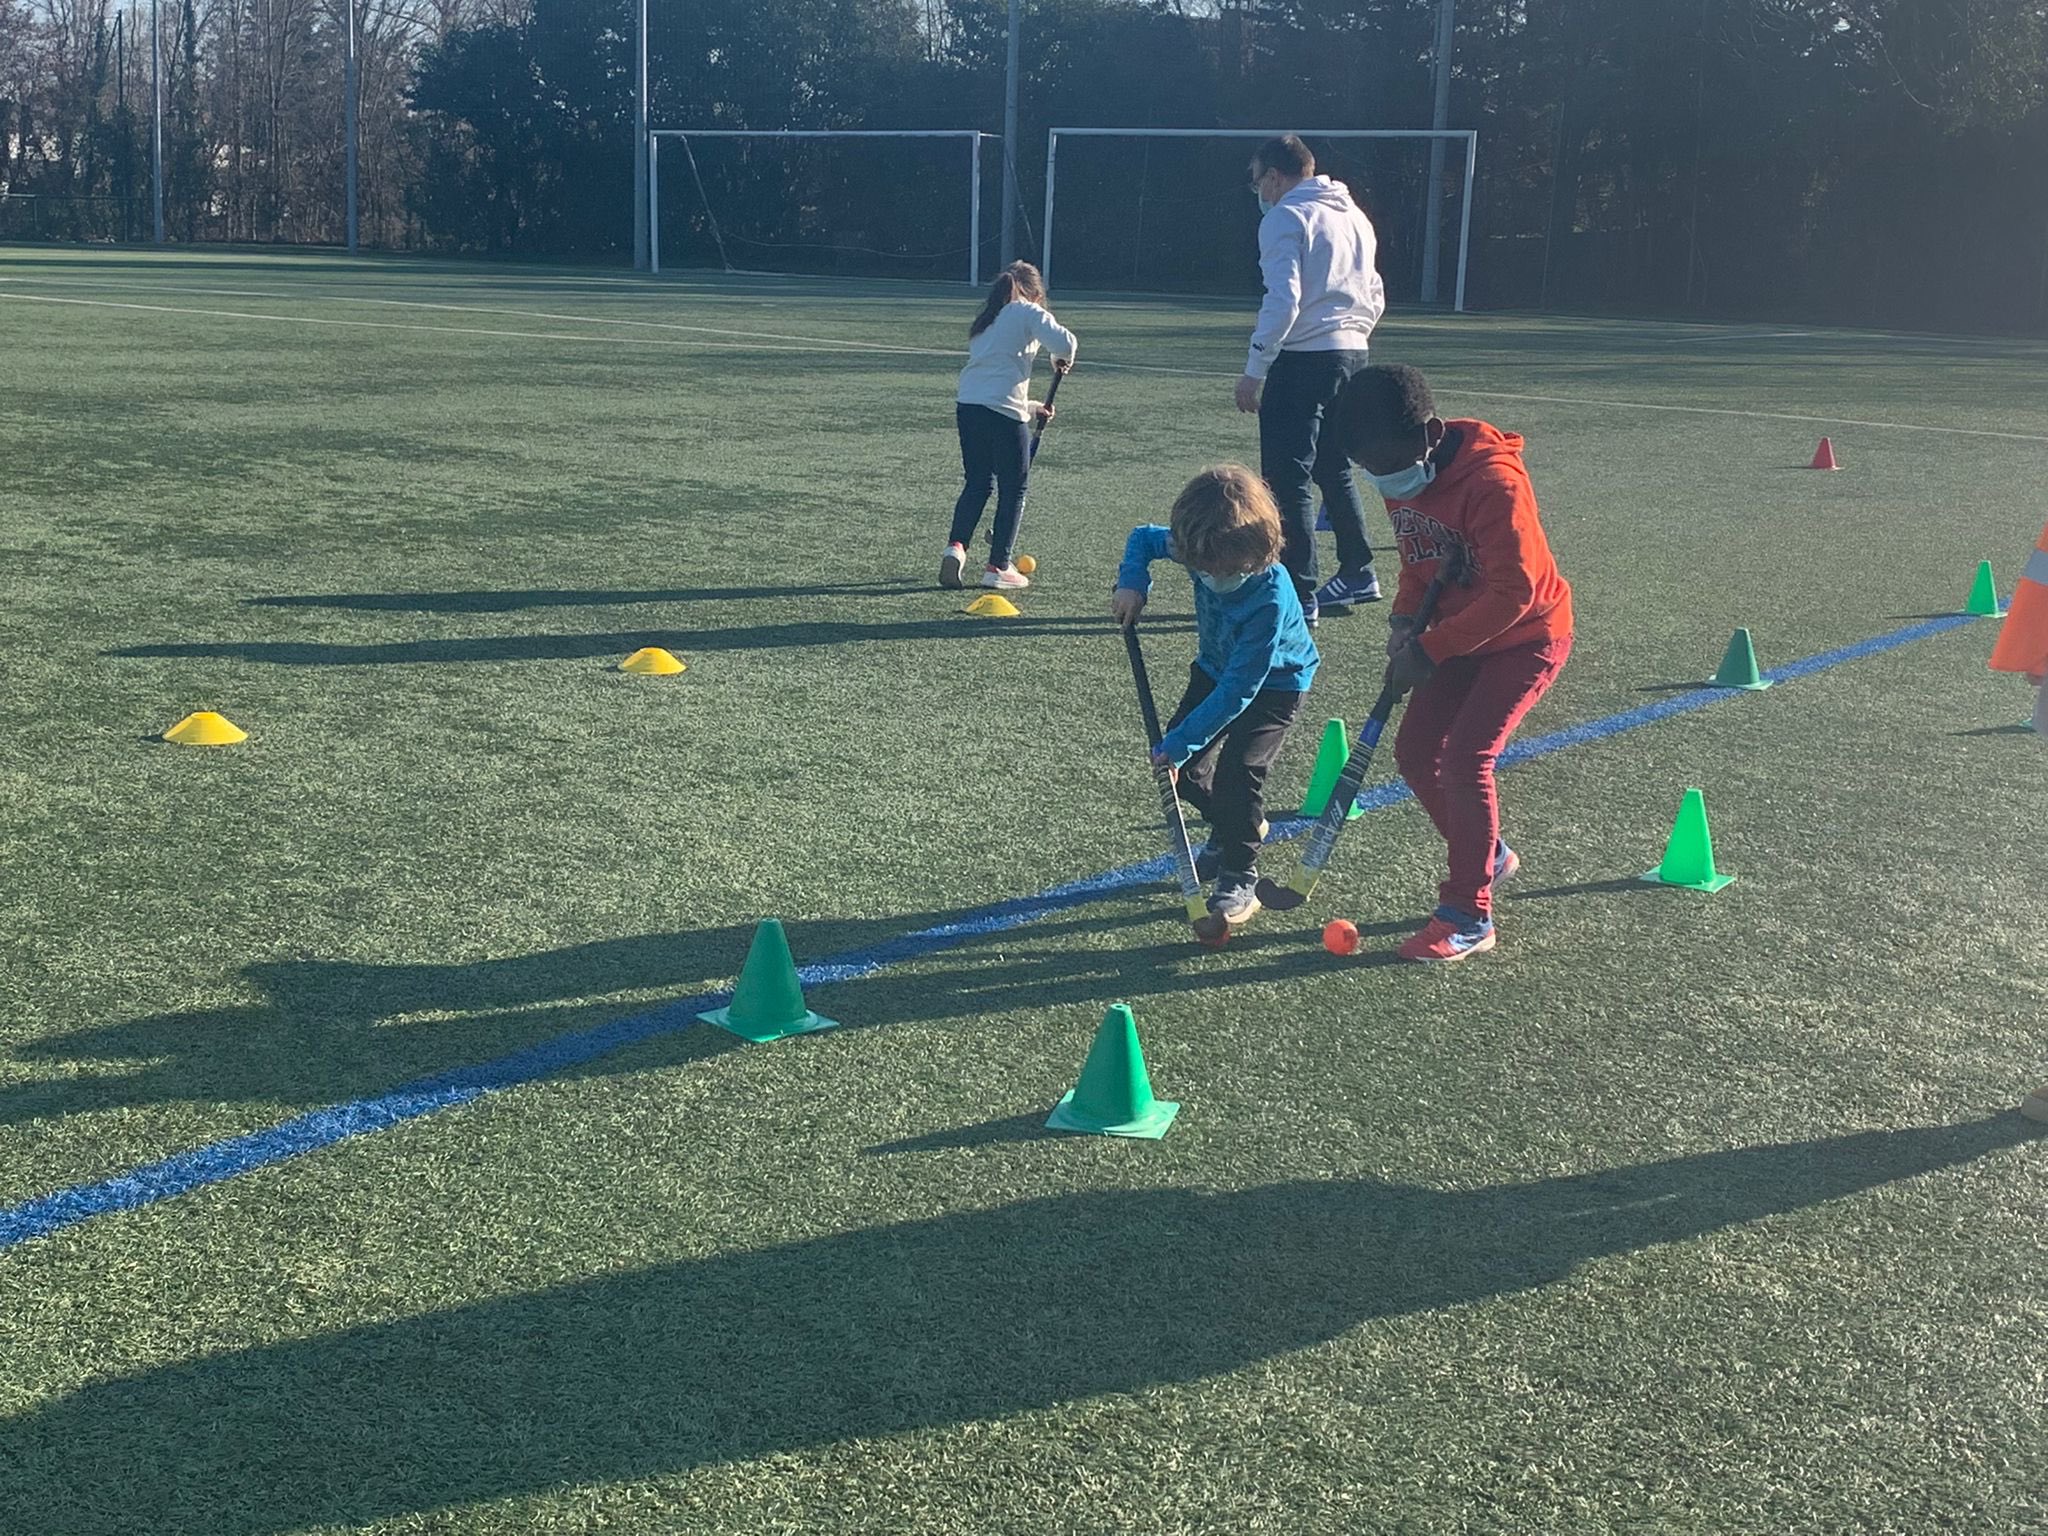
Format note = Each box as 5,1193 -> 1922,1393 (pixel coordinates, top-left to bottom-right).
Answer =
1235,135 -> 1387,622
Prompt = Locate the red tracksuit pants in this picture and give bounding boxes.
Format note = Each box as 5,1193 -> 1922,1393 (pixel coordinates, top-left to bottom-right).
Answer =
1394,633 -> 1573,920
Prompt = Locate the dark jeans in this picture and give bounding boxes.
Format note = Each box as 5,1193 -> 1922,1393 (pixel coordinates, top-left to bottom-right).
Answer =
1165,662 -> 1304,876
1258,349 -> 1375,607
949,403 -> 1031,568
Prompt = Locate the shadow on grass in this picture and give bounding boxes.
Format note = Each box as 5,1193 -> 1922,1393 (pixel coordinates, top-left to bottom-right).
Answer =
2,895 -> 1364,1133
1505,878 -> 1662,903
104,614 -> 1193,666
245,581 -> 934,612
1,1115 -> 2036,1534
863,1111 -> 1061,1155
0,907 -> 1066,1131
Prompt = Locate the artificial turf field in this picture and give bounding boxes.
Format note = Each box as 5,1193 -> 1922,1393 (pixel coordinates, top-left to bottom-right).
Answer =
1,244 -> 2045,1535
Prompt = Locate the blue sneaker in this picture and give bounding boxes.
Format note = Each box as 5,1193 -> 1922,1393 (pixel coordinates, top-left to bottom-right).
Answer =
1315,567 -> 1382,611
1492,839 -> 1520,885
1208,869 -> 1264,926
1398,905 -> 1496,962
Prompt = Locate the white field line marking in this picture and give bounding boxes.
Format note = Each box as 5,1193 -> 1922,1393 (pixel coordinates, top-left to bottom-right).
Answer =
0,276 -> 968,357
8,285 -> 2048,445
0,292 -> 963,360
1650,329 -> 1813,342
1437,384 -> 2048,443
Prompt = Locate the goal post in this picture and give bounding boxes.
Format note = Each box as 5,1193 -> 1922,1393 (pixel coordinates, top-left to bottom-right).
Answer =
647,129 -> 999,285
1040,127 -> 1478,310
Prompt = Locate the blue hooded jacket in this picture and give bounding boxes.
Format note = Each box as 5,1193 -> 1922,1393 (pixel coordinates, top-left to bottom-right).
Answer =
1117,525 -> 1319,766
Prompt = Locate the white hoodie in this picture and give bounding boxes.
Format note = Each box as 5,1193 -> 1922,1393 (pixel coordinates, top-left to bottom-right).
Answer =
1245,176 -> 1385,380
957,300 -> 1078,421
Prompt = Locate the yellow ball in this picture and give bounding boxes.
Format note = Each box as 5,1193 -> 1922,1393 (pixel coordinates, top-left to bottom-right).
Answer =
1014,554 -> 1038,575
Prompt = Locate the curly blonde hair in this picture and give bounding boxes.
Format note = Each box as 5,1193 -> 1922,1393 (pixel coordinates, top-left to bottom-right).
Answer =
1170,465 -> 1284,576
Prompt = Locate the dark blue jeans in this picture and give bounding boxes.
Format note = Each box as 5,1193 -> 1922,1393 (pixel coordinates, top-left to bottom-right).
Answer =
949,403 -> 1032,568
1258,349 -> 1375,607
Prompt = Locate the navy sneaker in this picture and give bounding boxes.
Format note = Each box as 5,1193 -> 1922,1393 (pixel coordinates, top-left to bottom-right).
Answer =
1315,567 -> 1383,611
1208,869 -> 1263,926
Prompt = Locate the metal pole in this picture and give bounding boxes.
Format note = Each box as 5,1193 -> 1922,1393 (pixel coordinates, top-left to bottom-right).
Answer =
1039,128 -> 1057,290
1454,132 -> 1475,313
1419,0 -> 1454,304
969,134 -> 983,286
116,10 -> 128,242
150,0 -> 163,244
344,0 -> 358,252
648,135 -> 660,274
1000,0 -> 1021,265
633,0 -> 648,269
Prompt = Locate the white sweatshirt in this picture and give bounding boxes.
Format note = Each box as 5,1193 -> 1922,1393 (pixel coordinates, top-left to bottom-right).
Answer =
1245,176 -> 1385,380
957,301 -> 1077,421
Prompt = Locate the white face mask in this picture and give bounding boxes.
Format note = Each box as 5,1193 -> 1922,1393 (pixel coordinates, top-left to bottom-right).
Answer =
1196,569 -> 1251,594
1361,457 -> 1436,501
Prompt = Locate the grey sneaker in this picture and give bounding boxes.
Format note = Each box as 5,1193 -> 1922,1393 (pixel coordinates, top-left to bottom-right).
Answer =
1315,567 -> 1383,611
1208,869 -> 1263,926
939,542 -> 967,589
1194,820 -> 1271,883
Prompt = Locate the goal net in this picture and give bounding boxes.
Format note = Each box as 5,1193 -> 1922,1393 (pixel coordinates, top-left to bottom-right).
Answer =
1039,128 -> 1476,309
649,131 -> 1003,285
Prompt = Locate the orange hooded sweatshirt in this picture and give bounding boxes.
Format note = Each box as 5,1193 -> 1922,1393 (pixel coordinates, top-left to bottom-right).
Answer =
1384,420 -> 1574,662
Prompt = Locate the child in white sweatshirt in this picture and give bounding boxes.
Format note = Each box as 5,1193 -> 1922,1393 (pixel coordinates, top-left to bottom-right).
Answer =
943,261 -> 1076,591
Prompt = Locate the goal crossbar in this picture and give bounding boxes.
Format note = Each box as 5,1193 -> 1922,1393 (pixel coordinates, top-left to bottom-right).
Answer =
647,129 -> 999,284
1040,126 -> 1478,310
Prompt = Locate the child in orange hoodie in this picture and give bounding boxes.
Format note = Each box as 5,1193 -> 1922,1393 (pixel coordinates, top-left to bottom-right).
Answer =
1332,364 -> 1574,961
1988,518 -> 2047,1119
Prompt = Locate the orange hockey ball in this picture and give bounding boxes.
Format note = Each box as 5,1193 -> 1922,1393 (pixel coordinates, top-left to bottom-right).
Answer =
1322,918 -> 1361,956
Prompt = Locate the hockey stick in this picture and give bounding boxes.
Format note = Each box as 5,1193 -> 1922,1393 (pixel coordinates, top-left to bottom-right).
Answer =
1255,550 -> 1463,913
1123,622 -> 1231,946
1029,362 -> 1068,462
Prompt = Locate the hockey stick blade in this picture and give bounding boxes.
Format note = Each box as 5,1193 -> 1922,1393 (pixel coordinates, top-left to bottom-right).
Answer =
1254,553 -> 1463,913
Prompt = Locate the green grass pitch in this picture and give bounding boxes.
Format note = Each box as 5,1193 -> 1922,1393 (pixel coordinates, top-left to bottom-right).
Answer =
2,245 -> 2045,1534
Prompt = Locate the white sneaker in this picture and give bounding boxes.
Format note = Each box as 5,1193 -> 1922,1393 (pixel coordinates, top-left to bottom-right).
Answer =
981,563 -> 1030,590
939,543 -> 967,590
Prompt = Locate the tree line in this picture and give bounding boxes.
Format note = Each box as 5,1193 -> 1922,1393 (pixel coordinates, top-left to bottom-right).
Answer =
5,0 -> 2046,330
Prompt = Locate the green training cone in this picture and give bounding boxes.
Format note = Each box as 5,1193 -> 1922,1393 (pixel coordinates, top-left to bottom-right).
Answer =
1965,560 -> 2006,618
1299,719 -> 1365,820
1708,628 -> 1773,690
701,919 -> 839,1042
1046,1004 -> 1179,1139
1641,787 -> 1735,893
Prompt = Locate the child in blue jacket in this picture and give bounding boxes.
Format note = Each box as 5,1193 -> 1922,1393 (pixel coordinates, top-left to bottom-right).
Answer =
1112,464 -> 1319,924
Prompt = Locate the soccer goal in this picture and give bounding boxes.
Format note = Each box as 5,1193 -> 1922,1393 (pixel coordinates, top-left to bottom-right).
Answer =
1039,128 -> 1478,310
648,130 -> 1001,285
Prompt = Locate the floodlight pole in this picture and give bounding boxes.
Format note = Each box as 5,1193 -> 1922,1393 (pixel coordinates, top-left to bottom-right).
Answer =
999,0 -> 1021,266
344,0 -> 359,252
1419,0 -> 1454,305
633,0 -> 649,269
150,0 -> 163,245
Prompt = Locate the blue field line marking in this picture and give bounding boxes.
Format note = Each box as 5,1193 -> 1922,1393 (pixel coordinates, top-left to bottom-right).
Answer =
0,867 -> 1175,1251
0,611 -> 1991,1252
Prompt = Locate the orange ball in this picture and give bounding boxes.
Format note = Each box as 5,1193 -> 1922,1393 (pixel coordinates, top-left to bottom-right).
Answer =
1322,918 -> 1361,956
1014,554 -> 1038,575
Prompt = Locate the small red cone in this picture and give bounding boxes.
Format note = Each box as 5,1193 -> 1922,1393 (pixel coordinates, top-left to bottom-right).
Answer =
1809,437 -> 1839,470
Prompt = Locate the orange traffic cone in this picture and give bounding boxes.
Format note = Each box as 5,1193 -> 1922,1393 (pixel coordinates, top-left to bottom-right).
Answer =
1809,437 -> 1839,471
